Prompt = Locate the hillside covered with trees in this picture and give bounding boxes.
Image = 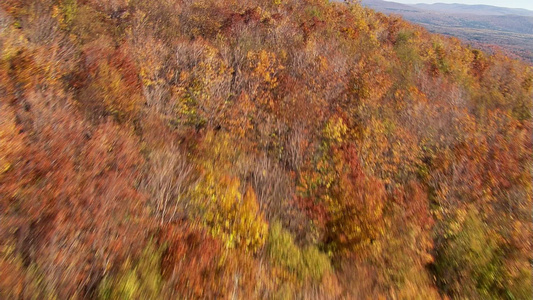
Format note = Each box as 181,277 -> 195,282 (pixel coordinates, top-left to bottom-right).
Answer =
360,0 -> 533,63
0,0 -> 532,299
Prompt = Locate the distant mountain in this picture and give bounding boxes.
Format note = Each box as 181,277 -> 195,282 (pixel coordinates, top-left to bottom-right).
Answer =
360,0 -> 533,63
357,0 -> 421,13
412,3 -> 533,17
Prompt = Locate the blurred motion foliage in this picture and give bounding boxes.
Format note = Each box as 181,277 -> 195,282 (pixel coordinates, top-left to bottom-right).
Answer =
0,0 -> 531,299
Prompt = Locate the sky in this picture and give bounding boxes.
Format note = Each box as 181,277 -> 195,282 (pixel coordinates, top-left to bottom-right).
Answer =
392,1 -> 533,11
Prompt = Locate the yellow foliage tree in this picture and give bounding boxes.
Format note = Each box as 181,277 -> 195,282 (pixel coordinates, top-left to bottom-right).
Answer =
191,132 -> 268,253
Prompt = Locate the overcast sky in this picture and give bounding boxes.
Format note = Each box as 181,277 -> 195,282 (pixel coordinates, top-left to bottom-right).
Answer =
393,1 -> 533,10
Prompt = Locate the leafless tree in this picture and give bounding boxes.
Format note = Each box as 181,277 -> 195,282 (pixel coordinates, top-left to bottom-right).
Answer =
142,146 -> 192,224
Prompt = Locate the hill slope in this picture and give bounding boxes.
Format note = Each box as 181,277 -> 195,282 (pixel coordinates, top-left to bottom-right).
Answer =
0,0 -> 532,299
361,0 -> 533,62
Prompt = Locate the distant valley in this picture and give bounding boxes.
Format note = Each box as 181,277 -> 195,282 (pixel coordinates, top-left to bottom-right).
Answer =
360,0 -> 533,63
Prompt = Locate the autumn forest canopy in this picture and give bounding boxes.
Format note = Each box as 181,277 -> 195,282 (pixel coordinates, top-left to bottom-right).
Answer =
0,0 -> 532,299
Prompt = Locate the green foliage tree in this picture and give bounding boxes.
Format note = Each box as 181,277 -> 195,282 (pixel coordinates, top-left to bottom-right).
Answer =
99,242 -> 164,300
434,206 -> 504,299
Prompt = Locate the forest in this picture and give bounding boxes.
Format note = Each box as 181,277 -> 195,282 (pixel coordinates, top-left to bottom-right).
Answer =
0,0 -> 532,299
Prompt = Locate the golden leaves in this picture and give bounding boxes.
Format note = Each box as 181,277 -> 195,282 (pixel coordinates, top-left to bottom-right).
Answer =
323,116 -> 347,144
191,132 -> 268,253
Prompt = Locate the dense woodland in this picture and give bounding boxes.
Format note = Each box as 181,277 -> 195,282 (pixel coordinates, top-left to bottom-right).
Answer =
0,0 -> 532,299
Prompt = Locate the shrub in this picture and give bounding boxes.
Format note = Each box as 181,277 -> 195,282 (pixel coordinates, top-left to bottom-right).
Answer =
267,221 -> 332,284
98,241 -> 164,300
